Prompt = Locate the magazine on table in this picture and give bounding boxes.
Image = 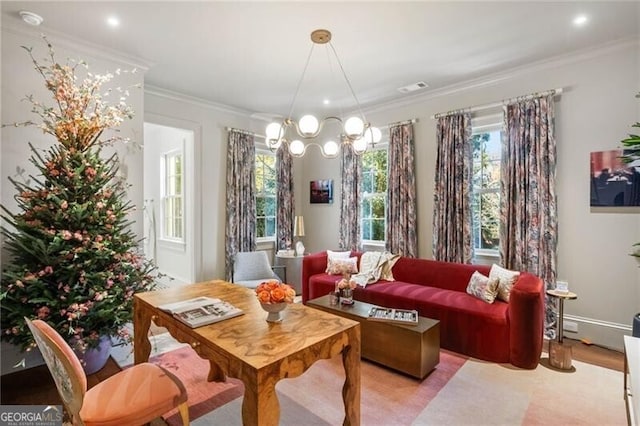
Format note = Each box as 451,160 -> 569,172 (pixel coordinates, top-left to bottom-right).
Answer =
159,296 -> 243,328
367,306 -> 419,325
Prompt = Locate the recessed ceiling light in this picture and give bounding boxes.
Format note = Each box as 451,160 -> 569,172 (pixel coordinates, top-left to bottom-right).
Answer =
323,99 -> 330,105
107,16 -> 120,27
19,11 -> 43,26
573,14 -> 588,27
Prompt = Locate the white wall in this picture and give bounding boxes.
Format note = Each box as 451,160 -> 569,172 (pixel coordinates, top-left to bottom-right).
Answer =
0,24 -> 146,373
295,40 -> 640,350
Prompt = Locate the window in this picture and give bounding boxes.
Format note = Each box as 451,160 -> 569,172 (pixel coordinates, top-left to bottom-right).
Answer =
255,151 -> 276,240
361,148 -> 388,242
161,150 -> 184,241
471,125 -> 502,254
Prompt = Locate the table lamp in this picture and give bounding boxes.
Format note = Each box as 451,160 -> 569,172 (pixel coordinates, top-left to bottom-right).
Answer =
294,216 -> 305,256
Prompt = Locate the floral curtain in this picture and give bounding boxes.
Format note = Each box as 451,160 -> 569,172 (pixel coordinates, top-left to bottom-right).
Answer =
500,94 -> 557,337
339,144 -> 362,251
386,123 -> 417,257
276,145 -> 294,250
225,130 -> 256,281
433,113 -> 473,263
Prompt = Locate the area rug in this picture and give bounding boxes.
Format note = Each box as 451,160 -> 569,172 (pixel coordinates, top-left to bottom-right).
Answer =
147,346 -> 625,426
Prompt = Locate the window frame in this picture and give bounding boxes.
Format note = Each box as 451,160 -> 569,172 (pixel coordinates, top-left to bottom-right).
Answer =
160,148 -> 185,244
255,149 -> 277,243
360,144 -> 388,245
471,117 -> 503,259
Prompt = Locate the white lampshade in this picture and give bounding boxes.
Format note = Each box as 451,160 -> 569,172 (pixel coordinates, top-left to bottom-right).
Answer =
298,115 -> 319,136
364,126 -> 382,144
352,137 -> 367,154
322,140 -> 340,157
289,139 -> 305,157
344,116 -> 365,137
266,122 -> 283,141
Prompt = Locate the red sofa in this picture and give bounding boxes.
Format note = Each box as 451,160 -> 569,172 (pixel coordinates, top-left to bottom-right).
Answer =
302,251 -> 545,369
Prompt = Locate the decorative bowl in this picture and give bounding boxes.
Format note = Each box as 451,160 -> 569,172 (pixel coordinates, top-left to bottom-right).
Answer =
260,302 -> 287,322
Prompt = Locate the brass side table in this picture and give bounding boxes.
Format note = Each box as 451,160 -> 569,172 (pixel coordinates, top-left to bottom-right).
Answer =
547,289 -> 578,370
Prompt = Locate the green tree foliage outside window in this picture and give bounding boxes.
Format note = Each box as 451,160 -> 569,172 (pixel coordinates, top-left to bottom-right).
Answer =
255,152 -> 276,238
472,131 -> 501,251
361,149 -> 387,241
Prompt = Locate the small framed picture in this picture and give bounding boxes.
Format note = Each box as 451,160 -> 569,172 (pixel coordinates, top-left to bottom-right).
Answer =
310,179 -> 333,204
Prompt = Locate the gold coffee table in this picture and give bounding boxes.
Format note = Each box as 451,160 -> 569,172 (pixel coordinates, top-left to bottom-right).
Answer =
308,295 -> 440,379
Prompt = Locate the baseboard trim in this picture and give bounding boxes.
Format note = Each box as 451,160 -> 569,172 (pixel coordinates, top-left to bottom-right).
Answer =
565,314 -> 632,332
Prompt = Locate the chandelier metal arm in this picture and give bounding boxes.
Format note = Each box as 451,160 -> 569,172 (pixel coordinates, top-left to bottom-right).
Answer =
327,42 -> 366,123
287,43 -> 316,120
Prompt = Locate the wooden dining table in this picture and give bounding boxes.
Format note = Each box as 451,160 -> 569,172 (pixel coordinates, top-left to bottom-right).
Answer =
133,280 -> 361,425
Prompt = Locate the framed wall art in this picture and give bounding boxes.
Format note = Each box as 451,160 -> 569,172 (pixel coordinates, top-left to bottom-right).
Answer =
590,149 -> 640,207
310,179 -> 333,204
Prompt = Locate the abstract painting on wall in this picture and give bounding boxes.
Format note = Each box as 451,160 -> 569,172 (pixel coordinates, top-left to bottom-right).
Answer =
310,179 -> 333,204
590,149 -> 640,207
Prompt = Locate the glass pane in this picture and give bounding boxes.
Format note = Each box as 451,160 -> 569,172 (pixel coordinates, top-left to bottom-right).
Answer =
175,155 -> 182,175
479,191 -> 500,250
266,217 -> 276,237
371,195 -> 385,218
265,197 -> 276,216
362,219 -> 371,240
174,218 -> 182,239
256,196 -> 265,216
362,169 -> 373,193
256,218 -> 265,238
175,174 -> 182,195
362,198 -> 372,217
372,219 -> 385,241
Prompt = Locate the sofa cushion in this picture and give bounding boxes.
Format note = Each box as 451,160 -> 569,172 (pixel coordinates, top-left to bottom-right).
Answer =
466,271 -> 499,303
326,257 -> 358,275
490,264 -> 520,302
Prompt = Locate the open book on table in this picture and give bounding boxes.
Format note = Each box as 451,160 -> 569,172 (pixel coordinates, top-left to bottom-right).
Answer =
159,296 -> 244,328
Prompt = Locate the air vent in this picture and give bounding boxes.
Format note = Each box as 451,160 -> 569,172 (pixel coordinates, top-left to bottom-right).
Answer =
397,81 -> 429,94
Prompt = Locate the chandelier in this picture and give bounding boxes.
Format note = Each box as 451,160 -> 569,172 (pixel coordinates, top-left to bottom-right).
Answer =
265,29 -> 382,158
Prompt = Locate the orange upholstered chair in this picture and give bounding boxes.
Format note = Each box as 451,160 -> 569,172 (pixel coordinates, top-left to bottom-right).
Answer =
25,318 -> 189,425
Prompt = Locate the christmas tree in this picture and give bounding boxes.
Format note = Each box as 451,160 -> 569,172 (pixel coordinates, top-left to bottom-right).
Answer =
1,38 -> 156,353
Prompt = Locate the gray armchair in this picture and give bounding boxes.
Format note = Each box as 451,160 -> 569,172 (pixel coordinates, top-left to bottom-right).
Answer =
232,251 -> 285,289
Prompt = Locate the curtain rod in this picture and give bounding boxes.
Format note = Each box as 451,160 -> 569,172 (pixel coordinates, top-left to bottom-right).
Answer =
384,118 -> 419,129
430,88 -> 563,119
225,127 -> 265,139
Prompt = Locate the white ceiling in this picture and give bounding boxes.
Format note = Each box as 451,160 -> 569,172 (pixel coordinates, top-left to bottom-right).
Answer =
2,1 -> 639,119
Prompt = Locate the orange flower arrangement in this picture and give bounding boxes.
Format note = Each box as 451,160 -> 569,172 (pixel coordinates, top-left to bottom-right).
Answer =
255,280 -> 296,304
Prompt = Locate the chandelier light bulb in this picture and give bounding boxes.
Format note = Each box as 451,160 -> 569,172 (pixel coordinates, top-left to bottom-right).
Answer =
352,137 -> 367,154
298,115 -> 319,136
323,140 -> 340,158
266,122 -> 283,139
289,140 -> 306,157
344,116 -> 365,137
364,126 -> 382,144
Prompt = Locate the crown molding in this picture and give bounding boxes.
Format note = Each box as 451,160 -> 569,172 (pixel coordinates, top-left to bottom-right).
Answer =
1,15 -> 152,71
361,36 -> 640,117
144,84 -> 254,117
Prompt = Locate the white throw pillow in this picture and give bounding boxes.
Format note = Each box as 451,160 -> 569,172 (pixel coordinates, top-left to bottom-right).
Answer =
489,264 -> 520,302
327,250 -> 351,260
466,271 -> 500,304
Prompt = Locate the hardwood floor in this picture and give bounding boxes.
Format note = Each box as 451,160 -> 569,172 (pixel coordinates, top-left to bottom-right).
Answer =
0,337 -> 625,420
